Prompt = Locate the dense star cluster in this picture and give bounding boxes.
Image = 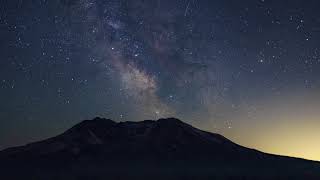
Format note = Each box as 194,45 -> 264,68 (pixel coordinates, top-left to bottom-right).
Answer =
1,0 -> 320,160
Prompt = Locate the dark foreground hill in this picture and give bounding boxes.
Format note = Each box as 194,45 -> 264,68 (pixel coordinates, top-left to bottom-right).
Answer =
1,117 -> 319,180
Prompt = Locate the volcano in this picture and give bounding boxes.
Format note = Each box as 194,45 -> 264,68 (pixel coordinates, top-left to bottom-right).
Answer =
1,117 -> 319,180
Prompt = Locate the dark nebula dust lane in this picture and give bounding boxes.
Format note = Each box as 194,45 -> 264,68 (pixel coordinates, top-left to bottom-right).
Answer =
1,0 -> 320,160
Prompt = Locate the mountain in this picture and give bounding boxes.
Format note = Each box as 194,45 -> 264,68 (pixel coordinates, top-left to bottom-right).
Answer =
1,117 -> 319,180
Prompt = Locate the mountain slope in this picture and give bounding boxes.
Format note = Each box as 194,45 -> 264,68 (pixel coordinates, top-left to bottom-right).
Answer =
1,117 -> 320,180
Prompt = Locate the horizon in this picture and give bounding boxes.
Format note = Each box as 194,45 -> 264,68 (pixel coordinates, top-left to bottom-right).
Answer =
1,116 -> 319,162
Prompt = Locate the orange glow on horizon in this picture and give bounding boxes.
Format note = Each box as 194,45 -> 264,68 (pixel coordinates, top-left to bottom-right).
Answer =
221,116 -> 320,162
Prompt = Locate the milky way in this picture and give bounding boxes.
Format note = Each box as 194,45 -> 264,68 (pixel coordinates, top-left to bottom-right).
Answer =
1,0 -> 320,160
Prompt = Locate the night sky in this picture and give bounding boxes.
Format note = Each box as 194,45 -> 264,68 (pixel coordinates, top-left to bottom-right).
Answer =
1,0 -> 320,160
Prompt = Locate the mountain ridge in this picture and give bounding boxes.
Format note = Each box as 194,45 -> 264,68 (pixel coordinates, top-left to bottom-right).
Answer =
1,117 -> 320,180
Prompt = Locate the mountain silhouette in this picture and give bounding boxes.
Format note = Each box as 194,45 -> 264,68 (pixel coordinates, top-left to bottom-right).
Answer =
1,117 -> 319,180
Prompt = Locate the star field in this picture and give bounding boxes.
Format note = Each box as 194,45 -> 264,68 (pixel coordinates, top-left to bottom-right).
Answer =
1,0 -> 320,160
